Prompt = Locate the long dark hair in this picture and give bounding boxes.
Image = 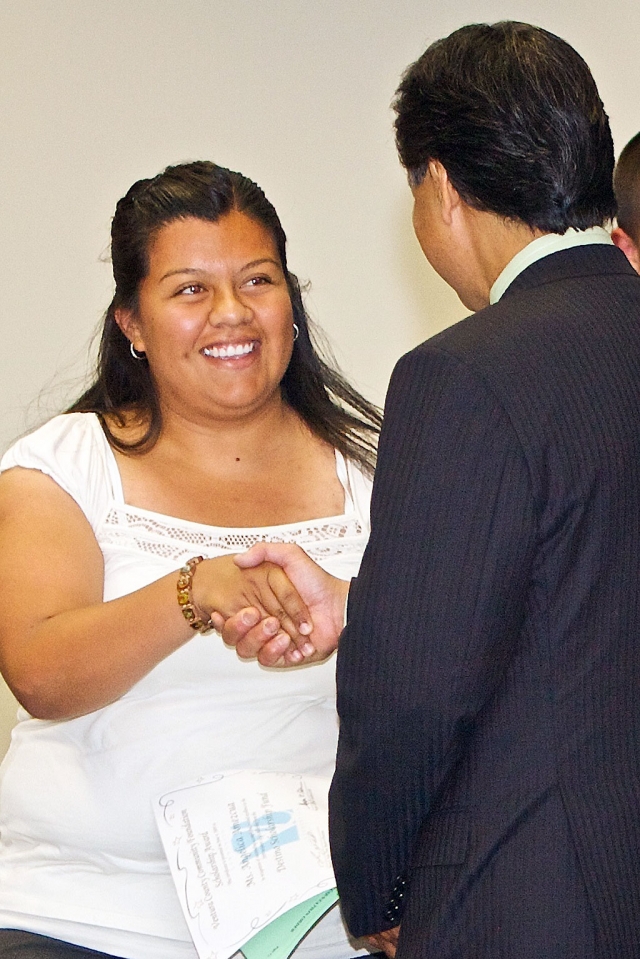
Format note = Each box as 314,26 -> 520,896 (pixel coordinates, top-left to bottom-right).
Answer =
394,21 -> 616,233
69,161 -> 381,475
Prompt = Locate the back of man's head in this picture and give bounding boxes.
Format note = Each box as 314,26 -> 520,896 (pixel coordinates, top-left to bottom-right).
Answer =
613,133 -> 640,260
393,21 -> 615,234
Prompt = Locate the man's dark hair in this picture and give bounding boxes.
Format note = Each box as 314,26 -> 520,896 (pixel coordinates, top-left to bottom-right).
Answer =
614,132 -> 640,244
393,21 -> 616,233
68,161 -> 381,473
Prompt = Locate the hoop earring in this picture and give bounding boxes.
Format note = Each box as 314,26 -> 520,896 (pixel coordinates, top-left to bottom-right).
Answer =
293,323 -> 299,342
130,342 -> 146,360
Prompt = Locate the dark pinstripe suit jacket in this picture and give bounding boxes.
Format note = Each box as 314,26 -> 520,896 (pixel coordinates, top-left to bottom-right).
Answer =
329,245 -> 640,959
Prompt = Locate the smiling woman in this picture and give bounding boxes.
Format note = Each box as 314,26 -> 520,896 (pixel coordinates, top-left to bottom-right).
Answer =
0,162 -> 381,959
117,213 -> 297,428
70,162 -> 380,469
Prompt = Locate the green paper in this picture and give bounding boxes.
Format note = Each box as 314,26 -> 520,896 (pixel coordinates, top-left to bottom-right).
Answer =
241,888 -> 339,959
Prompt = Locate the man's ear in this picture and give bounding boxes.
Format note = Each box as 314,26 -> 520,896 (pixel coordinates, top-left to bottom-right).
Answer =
428,159 -> 462,225
115,307 -> 145,353
611,226 -> 640,274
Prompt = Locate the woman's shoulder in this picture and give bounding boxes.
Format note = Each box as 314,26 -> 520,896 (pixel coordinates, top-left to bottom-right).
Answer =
0,412 -> 118,524
2,412 -> 103,467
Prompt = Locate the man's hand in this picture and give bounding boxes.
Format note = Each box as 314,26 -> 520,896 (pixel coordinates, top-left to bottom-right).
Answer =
193,554 -> 312,648
365,926 -> 400,958
218,543 -> 349,666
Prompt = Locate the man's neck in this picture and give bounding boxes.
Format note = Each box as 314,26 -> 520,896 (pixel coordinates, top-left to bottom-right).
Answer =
459,206 -> 546,310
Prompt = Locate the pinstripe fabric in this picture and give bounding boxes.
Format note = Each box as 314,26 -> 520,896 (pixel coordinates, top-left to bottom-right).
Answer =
329,246 -> 640,958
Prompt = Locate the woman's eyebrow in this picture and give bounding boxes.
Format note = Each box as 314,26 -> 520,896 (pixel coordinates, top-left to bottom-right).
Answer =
159,258 -> 280,283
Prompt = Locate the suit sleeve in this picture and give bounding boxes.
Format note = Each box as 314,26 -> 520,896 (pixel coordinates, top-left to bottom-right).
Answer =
329,344 -> 537,936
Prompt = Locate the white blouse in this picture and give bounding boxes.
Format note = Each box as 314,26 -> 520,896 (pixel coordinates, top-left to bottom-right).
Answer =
0,413 -> 372,959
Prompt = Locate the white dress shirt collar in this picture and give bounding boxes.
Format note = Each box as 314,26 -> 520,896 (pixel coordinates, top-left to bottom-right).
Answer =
489,226 -> 613,305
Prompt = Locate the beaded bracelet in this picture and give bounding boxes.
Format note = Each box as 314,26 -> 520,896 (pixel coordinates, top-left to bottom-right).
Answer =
177,556 -> 215,633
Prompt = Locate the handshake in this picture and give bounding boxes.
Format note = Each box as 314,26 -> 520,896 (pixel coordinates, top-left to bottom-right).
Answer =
206,543 -> 351,667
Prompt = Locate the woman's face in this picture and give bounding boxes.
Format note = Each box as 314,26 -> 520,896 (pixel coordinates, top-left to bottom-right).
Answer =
119,211 -> 295,424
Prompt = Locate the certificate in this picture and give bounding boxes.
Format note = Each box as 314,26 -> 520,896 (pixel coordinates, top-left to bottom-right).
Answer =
154,770 -> 337,959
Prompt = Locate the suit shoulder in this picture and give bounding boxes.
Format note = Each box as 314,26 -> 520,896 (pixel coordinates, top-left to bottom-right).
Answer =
423,299 -> 534,366
415,270 -> 640,383
390,303 -> 520,390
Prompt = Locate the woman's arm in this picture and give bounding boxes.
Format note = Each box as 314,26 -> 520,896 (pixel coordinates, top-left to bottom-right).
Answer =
0,468 -> 310,720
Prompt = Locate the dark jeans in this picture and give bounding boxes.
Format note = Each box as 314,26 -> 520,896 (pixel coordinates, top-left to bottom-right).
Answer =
0,931 -> 120,959
0,930 -> 386,959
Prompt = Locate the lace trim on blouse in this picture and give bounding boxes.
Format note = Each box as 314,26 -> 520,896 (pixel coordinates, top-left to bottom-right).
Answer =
100,505 -> 366,564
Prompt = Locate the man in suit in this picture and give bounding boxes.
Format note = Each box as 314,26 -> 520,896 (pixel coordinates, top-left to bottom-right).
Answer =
222,21 -> 640,958
612,131 -> 640,272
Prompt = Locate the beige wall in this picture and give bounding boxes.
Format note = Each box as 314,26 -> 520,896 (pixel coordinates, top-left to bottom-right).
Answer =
0,679 -> 18,757
1,0 -> 640,756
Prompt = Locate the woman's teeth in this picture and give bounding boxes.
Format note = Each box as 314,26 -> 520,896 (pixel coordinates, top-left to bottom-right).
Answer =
202,342 -> 255,358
